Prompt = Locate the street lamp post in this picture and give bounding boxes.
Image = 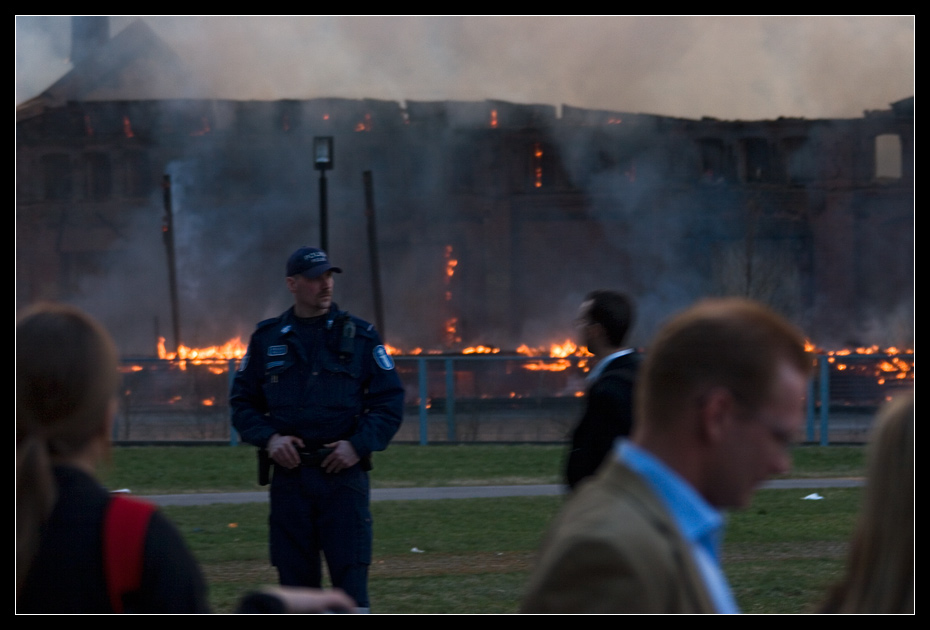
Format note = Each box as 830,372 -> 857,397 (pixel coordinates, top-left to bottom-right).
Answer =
313,136 -> 334,251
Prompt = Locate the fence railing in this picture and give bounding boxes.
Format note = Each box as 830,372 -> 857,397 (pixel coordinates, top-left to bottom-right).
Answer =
113,352 -> 912,445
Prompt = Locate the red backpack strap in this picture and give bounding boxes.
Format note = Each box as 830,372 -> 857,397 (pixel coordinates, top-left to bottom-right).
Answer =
104,495 -> 156,613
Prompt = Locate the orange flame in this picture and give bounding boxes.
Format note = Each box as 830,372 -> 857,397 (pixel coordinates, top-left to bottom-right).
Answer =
533,142 -> 544,188
355,113 -> 372,132
809,343 -> 914,387
516,338 -> 590,371
190,117 -> 211,136
522,358 -> 572,372
443,245 -> 460,346
157,336 -> 247,363
462,345 -> 499,354
122,115 -> 134,138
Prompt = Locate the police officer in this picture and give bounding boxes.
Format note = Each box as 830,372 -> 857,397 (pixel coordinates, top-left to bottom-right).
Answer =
230,246 -> 404,611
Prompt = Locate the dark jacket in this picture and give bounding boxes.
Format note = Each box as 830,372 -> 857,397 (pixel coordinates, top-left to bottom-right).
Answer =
565,351 -> 639,489
230,304 -> 404,458
17,466 -> 210,614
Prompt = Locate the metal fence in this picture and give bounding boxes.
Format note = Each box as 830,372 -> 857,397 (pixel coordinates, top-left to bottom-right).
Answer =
113,353 -> 912,445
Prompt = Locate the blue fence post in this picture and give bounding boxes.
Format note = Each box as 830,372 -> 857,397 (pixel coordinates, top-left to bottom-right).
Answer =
806,362 -> 817,443
819,356 -> 830,446
228,358 -> 239,446
418,357 -> 429,445
445,358 -> 456,441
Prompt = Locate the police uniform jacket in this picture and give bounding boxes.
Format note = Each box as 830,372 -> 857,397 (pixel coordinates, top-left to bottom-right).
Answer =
230,305 -> 404,457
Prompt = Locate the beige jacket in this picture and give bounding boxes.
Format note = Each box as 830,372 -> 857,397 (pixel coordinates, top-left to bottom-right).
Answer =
521,459 -> 718,614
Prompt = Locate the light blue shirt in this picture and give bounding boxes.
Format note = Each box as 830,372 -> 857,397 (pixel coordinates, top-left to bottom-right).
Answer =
616,440 -> 740,614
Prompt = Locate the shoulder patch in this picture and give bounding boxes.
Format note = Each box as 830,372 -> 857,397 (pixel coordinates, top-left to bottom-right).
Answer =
372,345 -> 395,370
267,345 -> 288,357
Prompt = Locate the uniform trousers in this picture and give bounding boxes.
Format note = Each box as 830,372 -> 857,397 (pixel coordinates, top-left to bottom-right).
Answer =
269,463 -> 372,608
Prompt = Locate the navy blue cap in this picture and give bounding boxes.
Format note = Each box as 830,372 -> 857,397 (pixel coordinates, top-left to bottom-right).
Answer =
286,246 -> 343,278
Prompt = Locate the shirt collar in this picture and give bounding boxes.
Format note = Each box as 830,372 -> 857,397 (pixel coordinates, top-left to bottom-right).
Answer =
616,440 -> 725,559
586,347 -> 634,383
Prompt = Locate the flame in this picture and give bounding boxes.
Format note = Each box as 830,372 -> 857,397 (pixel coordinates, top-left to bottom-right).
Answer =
190,116 -> 211,136
490,109 -> 498,128
533,142 -> 544,188
355,113 -> 372,132
122,115 -> 134,138
550,339 -> 581,358
444,246 -> 458,283
462,345 -> 499,354
808,343 -> 914,387
522,358 -> 572,371
157,336 -> 247,362
516,338 -> 590,371
443,245 -> 460,346
382,336 -> 589,360
516,339 -> 590,358
444,317 -> 462,345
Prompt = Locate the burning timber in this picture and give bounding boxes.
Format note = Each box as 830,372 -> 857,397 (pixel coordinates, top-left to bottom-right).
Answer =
16,19 -> 913,391
112,345 -> 911,443
16,90 -> 913,357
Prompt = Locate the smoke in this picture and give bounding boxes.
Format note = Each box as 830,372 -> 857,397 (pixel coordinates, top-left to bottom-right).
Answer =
15,16 -> 70,103
67,192 -> 171,356
17,16 -> 914,120
15,16 -> 914,353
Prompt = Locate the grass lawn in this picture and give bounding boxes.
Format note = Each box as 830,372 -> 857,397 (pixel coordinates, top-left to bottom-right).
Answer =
101,443 -> 863,494
107,443 -> 864,613
163,488 -> 859,613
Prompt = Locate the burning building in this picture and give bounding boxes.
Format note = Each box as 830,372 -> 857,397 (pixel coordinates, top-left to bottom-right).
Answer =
16,18 -> 914,359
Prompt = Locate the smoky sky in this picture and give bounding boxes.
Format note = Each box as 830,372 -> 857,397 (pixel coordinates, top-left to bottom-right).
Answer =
16,15 -> 913,121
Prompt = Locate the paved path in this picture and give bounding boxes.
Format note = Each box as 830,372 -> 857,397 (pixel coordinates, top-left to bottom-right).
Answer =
140,478 -> 864,507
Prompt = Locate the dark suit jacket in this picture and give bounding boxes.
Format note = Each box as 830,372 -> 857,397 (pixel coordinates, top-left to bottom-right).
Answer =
565,351 -> 639,489
521,459 -> 717,614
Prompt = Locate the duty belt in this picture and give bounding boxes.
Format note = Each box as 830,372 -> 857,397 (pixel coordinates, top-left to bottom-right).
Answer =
257,443 -> 372,485
296,447 -> 334,467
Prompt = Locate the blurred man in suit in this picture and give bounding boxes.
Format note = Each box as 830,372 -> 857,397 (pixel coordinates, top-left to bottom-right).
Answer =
522,298 -> 811,613
565,290 -> 638,489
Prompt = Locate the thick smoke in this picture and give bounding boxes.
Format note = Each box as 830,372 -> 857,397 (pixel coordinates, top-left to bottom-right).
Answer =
16,16 -> 914,354
17,16 -> 914,120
